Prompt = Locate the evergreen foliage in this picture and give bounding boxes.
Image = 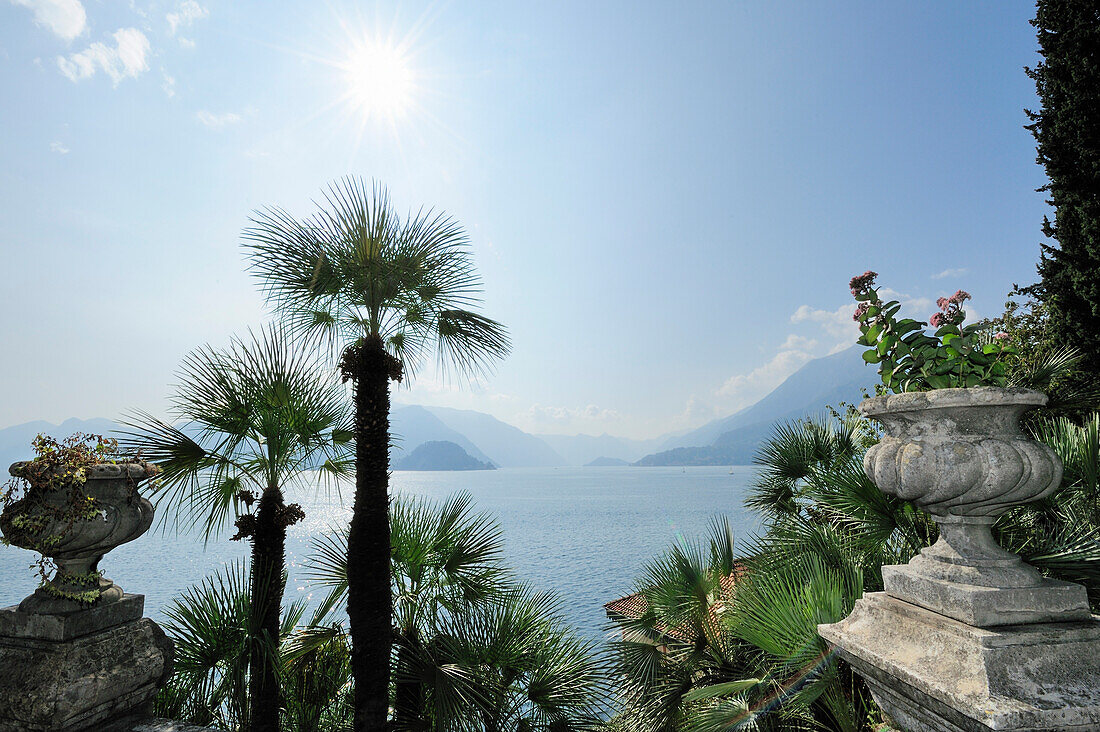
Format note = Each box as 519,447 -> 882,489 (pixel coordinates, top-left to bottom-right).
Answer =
1025,0 -> 1100,386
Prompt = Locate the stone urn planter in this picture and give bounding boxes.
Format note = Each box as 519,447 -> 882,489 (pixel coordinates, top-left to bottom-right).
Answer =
860,386 -> 1089,626
1,460 -> 155,614
819,387 -> 1100,731
0,455 -> 172,731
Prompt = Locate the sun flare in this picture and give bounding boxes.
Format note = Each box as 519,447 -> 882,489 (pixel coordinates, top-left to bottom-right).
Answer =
341,38 -> 415,123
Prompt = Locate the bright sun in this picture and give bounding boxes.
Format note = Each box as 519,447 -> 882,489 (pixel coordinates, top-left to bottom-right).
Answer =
341,38 -> 415,123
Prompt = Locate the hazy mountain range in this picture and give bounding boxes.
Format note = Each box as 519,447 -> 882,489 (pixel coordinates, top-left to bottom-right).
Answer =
0,347 -> 877,470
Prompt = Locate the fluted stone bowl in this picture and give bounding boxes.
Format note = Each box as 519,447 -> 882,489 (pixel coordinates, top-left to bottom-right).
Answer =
862,387 -> 1066,593
862,387 -> 1061,517
1,462 -> 155,613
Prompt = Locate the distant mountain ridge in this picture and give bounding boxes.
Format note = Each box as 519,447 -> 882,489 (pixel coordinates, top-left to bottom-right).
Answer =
0,418 -> 123,469
394,441 -> 495,471
635,346 -> 877,466
420,406 -> 565,468
535,432 -> 663,466
390,406 -> 496,466
0,347 -> 879,472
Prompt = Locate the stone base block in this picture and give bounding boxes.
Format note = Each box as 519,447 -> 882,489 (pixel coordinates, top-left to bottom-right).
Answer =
0,594 -> 145,641
0,617 -> 173,732
883,565 -> 1091,627
819,592 -> 1100,731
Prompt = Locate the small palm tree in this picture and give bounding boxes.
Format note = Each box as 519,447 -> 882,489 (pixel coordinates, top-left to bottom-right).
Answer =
243,177 -> 510,731
121,327 -> 353,732
153,561 -> 310,730
308,492 -> 508,728
412,584 -> 608,731
305,492 -> 607,730
609,519 -> 764,732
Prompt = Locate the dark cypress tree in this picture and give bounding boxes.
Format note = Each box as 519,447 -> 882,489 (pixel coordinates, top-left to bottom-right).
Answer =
1025,1 -> 1100,384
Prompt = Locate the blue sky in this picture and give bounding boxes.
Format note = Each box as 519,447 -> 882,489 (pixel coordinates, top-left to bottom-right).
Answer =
0,1 -> 1048,439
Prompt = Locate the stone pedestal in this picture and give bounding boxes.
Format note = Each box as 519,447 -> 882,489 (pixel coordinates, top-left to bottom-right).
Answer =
819,593 -> 1100,731
0,594 -> 173,732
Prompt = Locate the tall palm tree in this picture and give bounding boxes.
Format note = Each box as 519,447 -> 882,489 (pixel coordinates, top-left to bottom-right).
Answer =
242,177 -> 511,730
121,327 -> 353,732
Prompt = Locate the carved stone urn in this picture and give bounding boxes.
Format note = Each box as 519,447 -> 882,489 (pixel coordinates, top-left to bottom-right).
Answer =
819,387 -> 1100,731
0,460 -> 171,731
1,461 -> 155,613
860,386 -> 1090,626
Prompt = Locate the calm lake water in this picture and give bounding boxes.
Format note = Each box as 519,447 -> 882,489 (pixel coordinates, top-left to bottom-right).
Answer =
0,466 -> 761,643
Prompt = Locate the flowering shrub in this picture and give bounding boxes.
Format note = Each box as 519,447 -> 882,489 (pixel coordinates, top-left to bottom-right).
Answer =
850,271 -> 1016,392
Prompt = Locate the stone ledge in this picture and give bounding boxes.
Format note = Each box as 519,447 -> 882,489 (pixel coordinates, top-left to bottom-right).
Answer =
819,592 -> 1100,731
883,566 -> 1091,627
0,617 -> 172,732
0,594 -> 145,642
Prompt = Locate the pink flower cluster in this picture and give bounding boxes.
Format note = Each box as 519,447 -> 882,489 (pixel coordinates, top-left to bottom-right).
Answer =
853,302 -> 870,322
929,290 -> 970,328
849,270 -> 878,297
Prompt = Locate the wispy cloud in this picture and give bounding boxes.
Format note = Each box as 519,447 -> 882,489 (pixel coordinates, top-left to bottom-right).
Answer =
57,27 -> 150,85
790,303 -> 859,349
161,70 -> 176,97
49,141 -> 69,154
167,0 -> 207,42
196,110 -> 241,128
931,267 -> 968,280
716,334 -> 820,412
9,0 -> 86,42
524,403 -> 621,425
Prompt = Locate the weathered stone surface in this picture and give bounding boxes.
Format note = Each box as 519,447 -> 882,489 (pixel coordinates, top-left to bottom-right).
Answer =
819,593 -> 1100,731
883,566 -> 1091,627
0,617 -> 173,732
861,389 -> 1064,610
861,388 -> 1061,517
0,594 -> 145,641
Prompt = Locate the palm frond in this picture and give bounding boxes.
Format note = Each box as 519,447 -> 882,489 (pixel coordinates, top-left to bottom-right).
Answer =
118,326 -> 353,542
242,176 -> 511,382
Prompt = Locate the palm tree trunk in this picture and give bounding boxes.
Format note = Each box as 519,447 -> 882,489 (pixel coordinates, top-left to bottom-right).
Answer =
345,337 -> 400,732
249,486 -> 288,732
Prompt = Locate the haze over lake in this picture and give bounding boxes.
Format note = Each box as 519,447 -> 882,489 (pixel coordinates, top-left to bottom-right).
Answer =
0,466 -> 760,642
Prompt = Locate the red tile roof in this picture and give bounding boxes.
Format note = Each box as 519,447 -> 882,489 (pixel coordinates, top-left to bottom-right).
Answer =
603,563 -> 747,643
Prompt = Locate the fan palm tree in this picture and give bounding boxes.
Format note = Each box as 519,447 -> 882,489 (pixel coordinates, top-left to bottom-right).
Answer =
153,561 -> 311,730
306,492 -> 508,728
406,584 -> 608,731
303,492 -> 607,730
608,519 -> 768,732
242,178 -> 511,731
121,327 -> 353,732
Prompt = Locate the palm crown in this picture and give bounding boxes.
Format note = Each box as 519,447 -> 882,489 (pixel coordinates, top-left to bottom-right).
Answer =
120,327 -> 353,540
242,177 -> 510,379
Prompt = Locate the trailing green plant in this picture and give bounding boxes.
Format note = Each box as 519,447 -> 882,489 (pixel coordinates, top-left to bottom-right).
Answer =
0,433 -> 154,600
849,271 -> 1017,392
